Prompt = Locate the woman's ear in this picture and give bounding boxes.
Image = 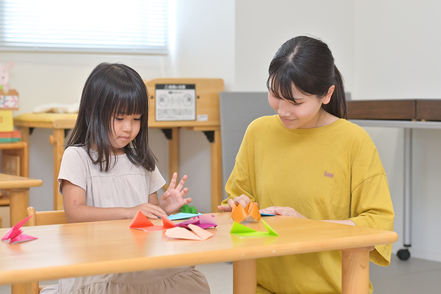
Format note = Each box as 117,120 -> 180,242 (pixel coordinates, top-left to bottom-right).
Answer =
322,85 -> 335,105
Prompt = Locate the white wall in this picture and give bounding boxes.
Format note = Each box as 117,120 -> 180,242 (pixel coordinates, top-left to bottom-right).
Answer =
1,0 -> 441,262
353,1 -> 441,261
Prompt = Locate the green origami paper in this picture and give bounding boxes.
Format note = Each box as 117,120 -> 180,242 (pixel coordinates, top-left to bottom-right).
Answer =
230,219 -> 278,237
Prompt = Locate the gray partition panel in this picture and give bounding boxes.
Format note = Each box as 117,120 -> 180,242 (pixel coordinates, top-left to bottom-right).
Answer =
219,92 -> 274,200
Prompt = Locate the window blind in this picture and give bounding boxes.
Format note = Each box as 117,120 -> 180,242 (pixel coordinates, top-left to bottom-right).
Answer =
0,0 -> 168,54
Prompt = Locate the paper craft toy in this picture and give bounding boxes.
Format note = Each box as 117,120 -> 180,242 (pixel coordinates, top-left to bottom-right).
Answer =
177,214 -> 217,229
129,211 -> 175,231
168,212 -> 202,221
230,219 -> 278,237
231,202 -> 261,223
1,214 -> 37,244
165,224 -> 213,241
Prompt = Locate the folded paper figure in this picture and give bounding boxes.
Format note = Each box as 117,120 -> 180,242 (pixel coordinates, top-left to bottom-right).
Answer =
231,202 -> 261,223
165,224 -> 213,241
1,214 -> 37,244
129,211 -> 175,231
177,214 -> 217,229
230,219 -> 278,237
168,212 -> 202,221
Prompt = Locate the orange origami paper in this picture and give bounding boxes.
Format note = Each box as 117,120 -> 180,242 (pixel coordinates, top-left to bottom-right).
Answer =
165,224 -> 213,241
129,211 -> 175,231
231,202 -> 261,223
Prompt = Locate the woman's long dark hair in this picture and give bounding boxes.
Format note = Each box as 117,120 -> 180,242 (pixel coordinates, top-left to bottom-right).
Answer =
266,36 -> 347,118
67,62 -> 156,172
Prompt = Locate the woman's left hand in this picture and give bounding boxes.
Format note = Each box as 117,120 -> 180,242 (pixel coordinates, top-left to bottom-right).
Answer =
260,206 -> 307,219
159,172 -> 192,215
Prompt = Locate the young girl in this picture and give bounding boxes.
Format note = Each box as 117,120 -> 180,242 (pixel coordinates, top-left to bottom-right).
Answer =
41,63 -> 210,294
219,36 -> 395,294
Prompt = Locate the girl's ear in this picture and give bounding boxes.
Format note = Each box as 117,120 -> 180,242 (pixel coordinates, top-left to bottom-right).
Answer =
322,85 -> 335,105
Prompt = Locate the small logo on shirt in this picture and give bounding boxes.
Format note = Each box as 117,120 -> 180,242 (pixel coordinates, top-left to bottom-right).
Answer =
324,171 -> 334,178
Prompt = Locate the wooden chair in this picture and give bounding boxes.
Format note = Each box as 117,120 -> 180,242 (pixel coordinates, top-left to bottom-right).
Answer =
26,206 -> 68,293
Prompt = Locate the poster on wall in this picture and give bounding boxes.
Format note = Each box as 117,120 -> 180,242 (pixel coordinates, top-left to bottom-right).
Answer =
155,84 -> 196,121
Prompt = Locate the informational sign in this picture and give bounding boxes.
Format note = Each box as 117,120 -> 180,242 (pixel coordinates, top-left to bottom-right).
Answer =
155,84 -> 196,121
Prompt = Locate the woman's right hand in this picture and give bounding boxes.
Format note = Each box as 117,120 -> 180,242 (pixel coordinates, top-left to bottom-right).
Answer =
127,203 -> 167,219
217,194 -> 252,212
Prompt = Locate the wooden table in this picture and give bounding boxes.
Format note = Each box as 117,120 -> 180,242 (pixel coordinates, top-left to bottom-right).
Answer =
0,213 -> 398,294
0,174 -> 42,227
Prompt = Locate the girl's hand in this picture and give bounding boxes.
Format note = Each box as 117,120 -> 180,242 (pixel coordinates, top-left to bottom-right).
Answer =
128,203 -> 167,219
260,206 -> 307,219
218,195 -> 252,212
159,172 -> 192,215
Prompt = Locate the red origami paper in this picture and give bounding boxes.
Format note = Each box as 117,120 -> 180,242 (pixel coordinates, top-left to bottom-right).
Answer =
1,214 -> 37,244
129,211 -> 175,231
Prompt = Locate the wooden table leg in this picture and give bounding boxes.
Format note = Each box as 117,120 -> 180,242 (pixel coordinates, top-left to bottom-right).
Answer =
168,128 -> 179,182
49,129 -> 65,210
342,246 -> 374,294
8,188 -> 29,226
210,128 -> 222,213
233,259 -> 256,294
11,283 -> 27,294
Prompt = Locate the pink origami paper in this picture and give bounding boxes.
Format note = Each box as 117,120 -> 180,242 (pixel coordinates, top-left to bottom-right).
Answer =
1,214 -> 37,244
165,224 -> 213,241
176,214 -> 217,229
129,211 -> 175,231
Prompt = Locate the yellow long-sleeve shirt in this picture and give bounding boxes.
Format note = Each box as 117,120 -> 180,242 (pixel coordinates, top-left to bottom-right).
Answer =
222,115 -> 395,294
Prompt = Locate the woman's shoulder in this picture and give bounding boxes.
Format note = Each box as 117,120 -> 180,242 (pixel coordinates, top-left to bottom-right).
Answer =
248,115 -> 278,129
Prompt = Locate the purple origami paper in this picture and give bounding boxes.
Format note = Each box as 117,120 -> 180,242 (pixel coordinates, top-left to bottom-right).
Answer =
176,214 -> 217,230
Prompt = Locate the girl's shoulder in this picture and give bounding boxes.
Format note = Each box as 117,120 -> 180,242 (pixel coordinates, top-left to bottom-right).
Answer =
63,145 -> 91,161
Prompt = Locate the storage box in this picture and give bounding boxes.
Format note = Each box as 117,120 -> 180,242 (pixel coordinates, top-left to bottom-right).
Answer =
0,89 -> 19,111
0,110 -> 14,132
347,99 -> 441,121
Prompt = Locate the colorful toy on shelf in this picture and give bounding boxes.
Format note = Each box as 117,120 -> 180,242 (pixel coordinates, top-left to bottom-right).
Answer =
0,62 -> 14,94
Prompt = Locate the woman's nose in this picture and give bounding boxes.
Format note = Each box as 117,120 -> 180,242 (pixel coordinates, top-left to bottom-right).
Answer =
278,100 -> 291,116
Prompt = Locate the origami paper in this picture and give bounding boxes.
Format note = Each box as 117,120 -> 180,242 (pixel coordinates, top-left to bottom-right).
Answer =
230,219 -> 278,237
129,211 -> 175,231
231,202 -> 261,223
165,224 -> 213,241
168,212 -> 202,221
176,214 -> 217,229
1,214 -> 37,244
260,212 -> 276,217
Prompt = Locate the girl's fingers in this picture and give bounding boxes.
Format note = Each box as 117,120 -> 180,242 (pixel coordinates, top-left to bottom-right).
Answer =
175,175 -> 187,191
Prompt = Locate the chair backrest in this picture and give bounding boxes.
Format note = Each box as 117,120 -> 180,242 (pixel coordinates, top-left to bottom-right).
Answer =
219,92 -> 274,200
26,206 -> 68,293
26,206 -> 68,226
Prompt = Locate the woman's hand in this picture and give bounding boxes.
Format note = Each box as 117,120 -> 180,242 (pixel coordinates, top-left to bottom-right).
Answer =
127,203 -> 167,219
218,194 -> 252,212
260,206 -> 307,219
159,172 -> 192,215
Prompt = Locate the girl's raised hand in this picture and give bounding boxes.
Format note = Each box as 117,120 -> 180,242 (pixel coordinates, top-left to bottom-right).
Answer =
218,195 -> 252,212
159,172 -> 192,215
260,206 -> 307,219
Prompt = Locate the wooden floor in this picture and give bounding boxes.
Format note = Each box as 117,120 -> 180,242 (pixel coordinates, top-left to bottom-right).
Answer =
1,256 -> 440,293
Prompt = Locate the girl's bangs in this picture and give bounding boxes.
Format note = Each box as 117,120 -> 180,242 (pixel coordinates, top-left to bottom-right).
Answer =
113,87 -> 147,116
